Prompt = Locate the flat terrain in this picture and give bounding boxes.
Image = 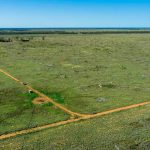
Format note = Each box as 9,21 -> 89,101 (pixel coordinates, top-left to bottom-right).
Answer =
0,33 -> 150,149
0,72 -> 69,135
1,105 -> 150,150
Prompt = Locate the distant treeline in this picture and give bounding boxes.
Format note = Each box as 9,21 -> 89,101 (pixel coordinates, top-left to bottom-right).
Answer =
0,37 -> 33,42
1,30 -> 150,35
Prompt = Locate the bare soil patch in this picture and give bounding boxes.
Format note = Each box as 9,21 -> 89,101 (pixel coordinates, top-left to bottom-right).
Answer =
32,97 -> 49,105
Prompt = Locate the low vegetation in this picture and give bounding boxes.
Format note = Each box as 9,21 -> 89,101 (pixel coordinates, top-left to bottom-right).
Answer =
1,105 -> 149,150
0,37 -> 12,42
0,32 -> 149,149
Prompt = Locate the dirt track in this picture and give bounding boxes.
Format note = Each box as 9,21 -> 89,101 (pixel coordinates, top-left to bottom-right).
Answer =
0,101 -> 149,140
0,68 -> 149,140
0,69 -> 84,118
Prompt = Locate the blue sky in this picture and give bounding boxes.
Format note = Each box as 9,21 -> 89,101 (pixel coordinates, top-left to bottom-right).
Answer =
0,0 -> 150,28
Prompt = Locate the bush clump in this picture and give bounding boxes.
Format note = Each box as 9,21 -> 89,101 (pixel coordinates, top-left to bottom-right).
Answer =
20,37 -> 31,42
0,37 -> 12,42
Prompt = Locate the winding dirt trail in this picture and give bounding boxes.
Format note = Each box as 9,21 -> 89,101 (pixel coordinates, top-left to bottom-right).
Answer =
0,101 -> 149,140
0,69 -> 84,118
0,68 -> 149,140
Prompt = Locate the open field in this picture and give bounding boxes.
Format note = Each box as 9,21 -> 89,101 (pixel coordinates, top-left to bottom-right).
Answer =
0,72 -> 69,135
0,32 -> 150,149
1,105 -> 150,150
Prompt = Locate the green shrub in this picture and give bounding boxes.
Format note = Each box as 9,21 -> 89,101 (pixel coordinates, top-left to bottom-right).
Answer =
20,38 -> 30,42
0,37 -> 12,42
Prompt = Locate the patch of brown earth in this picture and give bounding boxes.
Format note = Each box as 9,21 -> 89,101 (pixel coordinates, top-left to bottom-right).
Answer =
32,97 -> 49,104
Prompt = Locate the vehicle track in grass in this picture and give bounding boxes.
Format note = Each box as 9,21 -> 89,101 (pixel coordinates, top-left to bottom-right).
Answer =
0,68 -> 84,118
0,101 -> 149,140
0,68 -> 149,140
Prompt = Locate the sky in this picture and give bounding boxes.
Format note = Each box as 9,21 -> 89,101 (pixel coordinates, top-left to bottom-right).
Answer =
0,0 -> 150,28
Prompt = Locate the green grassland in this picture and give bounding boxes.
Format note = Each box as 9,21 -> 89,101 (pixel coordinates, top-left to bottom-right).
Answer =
0,73 -> 69,135
0,34 -> 149,113
0,33 -> 150,149
1,105 -> 150,150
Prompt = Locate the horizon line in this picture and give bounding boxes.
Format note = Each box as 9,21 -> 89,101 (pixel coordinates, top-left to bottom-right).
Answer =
1,27 -> 150,29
